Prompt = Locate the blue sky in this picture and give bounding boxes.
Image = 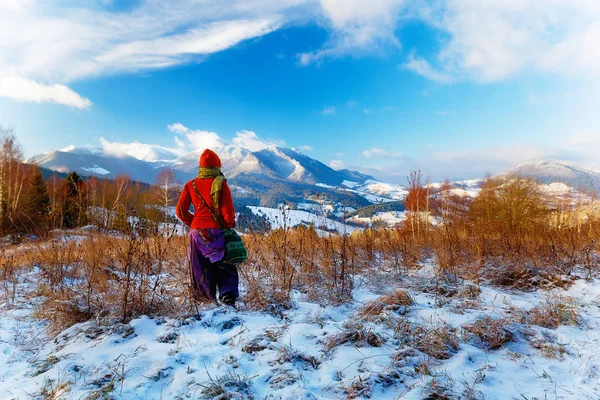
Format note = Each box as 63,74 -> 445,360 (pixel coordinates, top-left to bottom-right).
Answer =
1,0 -> 599,182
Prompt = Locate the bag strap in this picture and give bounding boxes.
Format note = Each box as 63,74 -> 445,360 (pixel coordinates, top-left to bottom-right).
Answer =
191,179 -> 224,229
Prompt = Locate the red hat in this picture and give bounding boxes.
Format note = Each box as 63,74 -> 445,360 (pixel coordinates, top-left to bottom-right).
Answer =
200,149 -> 222,168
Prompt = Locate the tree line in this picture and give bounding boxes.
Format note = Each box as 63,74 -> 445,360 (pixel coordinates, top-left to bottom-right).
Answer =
0,127 -> 183,241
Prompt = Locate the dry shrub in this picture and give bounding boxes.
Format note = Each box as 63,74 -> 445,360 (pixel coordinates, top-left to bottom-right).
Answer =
358,289 -> 414,321
462,316 -> 513,350
415,325 -> 459,360
451,299 -> 484,314
391,319 -> 459,360
33,232 -> 189,334
480,259 -> 540,290
530,340 -> 569,360
270,345 -> 320,370
32,239 -> 83,286
0,249 -> 21,305
242,335 -> 271,355
423,374 -> 455,399
341,376 -> 372,399
518,327 -> 570,359
241,226 -> 354,311
526,295 -> 584,329
391,347 -> 421,368
325,321 -> 386,352
457,283 -> 481,299
198,369 -> 254,399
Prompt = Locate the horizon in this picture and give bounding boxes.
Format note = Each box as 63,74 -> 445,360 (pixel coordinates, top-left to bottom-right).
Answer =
2,1 -> 600,183
27,138 -> 600,187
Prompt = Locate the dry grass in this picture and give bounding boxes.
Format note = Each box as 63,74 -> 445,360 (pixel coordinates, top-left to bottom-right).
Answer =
413,325 -> 460,360
6,174 -> 599,341
462,316 -> 514,350
270,345 -> 321,370
358,289 -> 414,321
198,369 -> 254,399
31,232 -> 190,333
325,321 -> 386,352
392,319 -> 459,361
518,327 -> 571,359
341,376 -> 372,399
526,295 -> 584,329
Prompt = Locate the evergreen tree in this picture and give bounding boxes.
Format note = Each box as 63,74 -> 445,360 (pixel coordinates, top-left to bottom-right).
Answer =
62,172 -> 83,228
25,167 -> 50,229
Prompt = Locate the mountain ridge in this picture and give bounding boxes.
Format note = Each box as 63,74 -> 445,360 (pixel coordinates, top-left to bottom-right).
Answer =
28,143 -> 376,187
500,158 -> 600,194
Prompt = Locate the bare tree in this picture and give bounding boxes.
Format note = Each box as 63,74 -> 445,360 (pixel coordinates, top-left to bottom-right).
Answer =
155,168 -> 179,225
0,127 -> 25,233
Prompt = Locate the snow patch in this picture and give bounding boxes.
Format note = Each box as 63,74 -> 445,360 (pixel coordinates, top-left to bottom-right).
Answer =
81,165 -> 110,175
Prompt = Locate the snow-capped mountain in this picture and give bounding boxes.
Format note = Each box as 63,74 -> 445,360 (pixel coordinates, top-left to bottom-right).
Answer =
28,149 -> 170,183
29,143 -> 376,188
501,159 -> 600,193
172,145 -> 248,173
60,142 -> 183,163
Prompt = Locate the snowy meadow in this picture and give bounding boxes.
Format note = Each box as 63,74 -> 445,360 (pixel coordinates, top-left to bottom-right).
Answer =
2,127 -> 600,398
2,184 -> 600,399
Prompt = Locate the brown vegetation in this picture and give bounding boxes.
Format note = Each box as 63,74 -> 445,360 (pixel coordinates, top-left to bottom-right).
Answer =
1,128 -> 599,339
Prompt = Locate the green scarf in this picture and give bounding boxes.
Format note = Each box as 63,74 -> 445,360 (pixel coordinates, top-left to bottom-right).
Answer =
197,166 -> 226,214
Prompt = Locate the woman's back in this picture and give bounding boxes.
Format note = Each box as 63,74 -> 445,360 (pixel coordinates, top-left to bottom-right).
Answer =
177,177 -> 235,229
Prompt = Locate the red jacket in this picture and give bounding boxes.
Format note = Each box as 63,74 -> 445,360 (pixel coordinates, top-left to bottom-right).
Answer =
175,149 -> 236,229
176,178 -> 235,229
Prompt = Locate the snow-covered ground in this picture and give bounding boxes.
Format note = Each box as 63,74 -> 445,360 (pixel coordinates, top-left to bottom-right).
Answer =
348,211 -> 408,227
349,180 -> 408,201
297,203 -> 356,218
3,265 -> 600,399
81,165 -> 111,175
316,181 -> 403,204
248,206 -> 360,234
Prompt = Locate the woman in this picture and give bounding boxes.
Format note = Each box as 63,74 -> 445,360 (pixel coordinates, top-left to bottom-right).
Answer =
176,149 -> 238,306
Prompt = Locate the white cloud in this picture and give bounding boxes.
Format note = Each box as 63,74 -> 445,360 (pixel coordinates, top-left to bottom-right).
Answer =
349,138 -> 600,184
168,122 -> 225,151
1,0 -> 597,113
346,100 -> 358,108
174,136 -> 186,149
329,159 -> 346,170
0,76 -> 91,109
362,148 -> 402,159
1,0 -> 33,11
167,123 -> 190,135
566,129 -> 600,148
301,145 -> 313,152
298,0 -> 404,65
0,0 -> 307,108
409,0 -> 600,82
184,130 -> 224,151
167,123 -> 283,152
322,106 -> 336,115
0,2 -> 297,83
401,54 -> 454,83
232,130 -> 283,151
99,137 -> 183,161
94,18 -> 282,75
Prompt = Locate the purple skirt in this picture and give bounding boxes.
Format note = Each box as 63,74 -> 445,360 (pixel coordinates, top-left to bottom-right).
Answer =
188,229 -> 238,301
190,228 -> 225,262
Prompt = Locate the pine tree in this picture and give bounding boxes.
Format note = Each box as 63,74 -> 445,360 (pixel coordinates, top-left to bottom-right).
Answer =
62,172 -> 83,228
25,167 -> 50,228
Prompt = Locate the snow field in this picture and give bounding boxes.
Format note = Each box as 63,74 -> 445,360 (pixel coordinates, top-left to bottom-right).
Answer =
2,265 -> 600,399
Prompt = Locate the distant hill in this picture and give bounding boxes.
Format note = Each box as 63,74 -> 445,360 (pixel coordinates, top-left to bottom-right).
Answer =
501,159 -> 600,194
